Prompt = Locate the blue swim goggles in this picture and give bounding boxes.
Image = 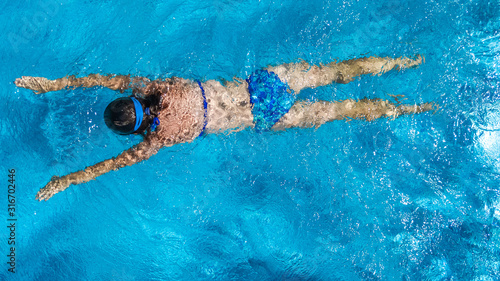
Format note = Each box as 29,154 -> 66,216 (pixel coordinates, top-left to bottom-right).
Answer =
131,97 -> 160,133
145,107 -> 160,132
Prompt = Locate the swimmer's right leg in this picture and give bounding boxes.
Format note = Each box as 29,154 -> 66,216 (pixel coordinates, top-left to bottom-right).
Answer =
15,74 -> 150,94
266,55 -> 423,93
273,99 -> 435,129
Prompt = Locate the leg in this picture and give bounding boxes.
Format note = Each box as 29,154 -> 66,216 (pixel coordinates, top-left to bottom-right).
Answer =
272,99 -> 435,130
15,74 -> 150,94
266,55 -> 423,93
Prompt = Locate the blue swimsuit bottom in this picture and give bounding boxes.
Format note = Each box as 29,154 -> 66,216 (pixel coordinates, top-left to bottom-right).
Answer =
246,70 -> 296,132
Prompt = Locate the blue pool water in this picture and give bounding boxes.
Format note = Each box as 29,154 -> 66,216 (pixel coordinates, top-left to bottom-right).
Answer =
1,0 -> 500,280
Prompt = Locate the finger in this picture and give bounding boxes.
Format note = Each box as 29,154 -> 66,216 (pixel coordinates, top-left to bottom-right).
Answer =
43,189 -> 52,200
36,188 -> 46,200
41,192 -> 50,201
36,188 -> 50,201
36,190 -> 45,201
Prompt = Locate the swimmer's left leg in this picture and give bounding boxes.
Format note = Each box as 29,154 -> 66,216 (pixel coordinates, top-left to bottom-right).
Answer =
266,55 -> 423,93
272,99 -> 435,129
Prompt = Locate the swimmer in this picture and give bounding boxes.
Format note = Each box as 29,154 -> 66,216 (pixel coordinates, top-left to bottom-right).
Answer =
15,55 -> 434,201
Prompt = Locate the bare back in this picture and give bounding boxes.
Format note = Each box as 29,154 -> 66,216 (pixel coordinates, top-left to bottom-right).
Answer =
140,78 -> 206,147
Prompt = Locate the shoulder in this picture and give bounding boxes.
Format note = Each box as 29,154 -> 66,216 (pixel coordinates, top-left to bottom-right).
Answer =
138,77 -> 198,97
150,78 -> 204,145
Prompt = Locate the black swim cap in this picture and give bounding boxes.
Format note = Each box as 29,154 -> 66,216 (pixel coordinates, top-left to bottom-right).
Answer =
104,97 -> 142,135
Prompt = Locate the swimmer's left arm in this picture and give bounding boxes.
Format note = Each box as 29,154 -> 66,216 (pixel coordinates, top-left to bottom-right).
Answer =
35,137 -> 163,201
15,74 -> 151,94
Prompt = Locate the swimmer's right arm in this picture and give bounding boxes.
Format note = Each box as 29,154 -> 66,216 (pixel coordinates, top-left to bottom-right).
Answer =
15,74 -> 151,94
35,137 -> 163,201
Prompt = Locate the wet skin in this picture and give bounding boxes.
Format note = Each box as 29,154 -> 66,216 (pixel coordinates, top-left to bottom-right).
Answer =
15,55 -> 435,200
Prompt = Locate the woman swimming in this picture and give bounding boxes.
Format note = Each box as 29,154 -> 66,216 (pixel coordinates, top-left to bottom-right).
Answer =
15,55 -> 433,201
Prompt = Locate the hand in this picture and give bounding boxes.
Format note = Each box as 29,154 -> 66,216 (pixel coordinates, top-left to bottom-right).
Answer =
36,176 -> 70,201
14,76 -> 50,94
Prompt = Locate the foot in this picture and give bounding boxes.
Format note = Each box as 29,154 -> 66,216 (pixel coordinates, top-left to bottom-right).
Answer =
398,54 -> 424,70
396,102 -> 437,116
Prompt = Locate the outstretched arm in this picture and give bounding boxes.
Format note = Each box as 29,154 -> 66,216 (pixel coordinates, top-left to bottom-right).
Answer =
36,137 -> 162,201
15,74 -> 151,94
